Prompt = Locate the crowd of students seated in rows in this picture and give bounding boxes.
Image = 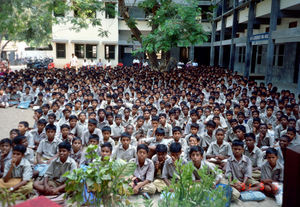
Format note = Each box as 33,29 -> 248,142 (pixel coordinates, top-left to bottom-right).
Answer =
0,65 -> 299,203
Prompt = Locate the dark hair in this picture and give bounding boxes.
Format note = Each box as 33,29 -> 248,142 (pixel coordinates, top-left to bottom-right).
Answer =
102,126 -> 111,133
232,139 -> 244,147
137,144 -> 149,153
89,134 -> 100,141
121,132 -> 131,140
13,145 -> 26,154
188,134 -> 200,142
233,125 -> 246,133
48,113 -> 56,119
169,142 -> 181,153
151,116 -> 159,122
190,123 -> 199,129
159,113 -> 167,118
61,124 -> 70,130
172,126 -> 181,134
245,133 -> 256,141
72,137 -> 82,144
0,138 -> 12,146
156,144 -> 168,153
266,148 -> 278,156
155,128 -> 165,135
215,128 -> 225,135
37,119 -> 48,125
58,141 -> 72,151
206,120 -> 216,128
287,127 -> 296,134
10,129 -> 20,136
12,135 -> 27,145
45,124 -> 57,132
189,146 -> 204,156
88,118 -> 98,126
19,121 -> 29,128
101,142 -> 113,152
69,115 -> 78,121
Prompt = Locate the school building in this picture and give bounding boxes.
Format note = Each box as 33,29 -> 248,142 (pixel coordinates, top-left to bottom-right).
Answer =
203,0 -> 300,91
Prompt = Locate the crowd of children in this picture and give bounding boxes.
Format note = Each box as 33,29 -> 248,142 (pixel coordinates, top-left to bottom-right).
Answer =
0,65 -> 299,203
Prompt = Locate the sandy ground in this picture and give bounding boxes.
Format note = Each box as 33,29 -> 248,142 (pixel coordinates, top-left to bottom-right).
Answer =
0,107 -> 278,206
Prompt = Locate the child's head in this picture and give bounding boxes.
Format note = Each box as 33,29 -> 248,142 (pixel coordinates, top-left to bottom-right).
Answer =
229,119 -> 238,129
102,126 -> 112,139
266,148 -> 278,167
88,134 -> 100,145
12,145 -> 26,162
155,128 -> 165,142
190,123 -> 199,135
259,123 -> 268,135
72,137 -> 82,152
286,127 -> 296,140
12,135 -> 28,148
233,125 -> 246,140
115,114 -> 122,125
190,109 -> 199,122
136,116 -> 145,126
237,112 -> 245,123
280,115 -> 288,126
226,110 -> 233,121
169,142 -> 182,161
0,138 -> 12,156
58,141 -> 71,162
60,124 -> 70,137
172,126 -> 182,141
37,119 -> 47,131
9,129 -> 20,140
69,115 -> 78,128
151,116 -> 159,128
159,113 -> 167,124
245,133 -> 256,148
189,146 -> 204,165
232,139 -> 244,158
88,119 -> 97,132
137,144 -> 149,162
206,120 -> 216,133
120,132 -> 131,149
18,121 -> 29,135
215,128 -> 225,144
101,142 -> 112,159
279,135 -> 291,149
156,144 -> 168,162
45,124 -> 57,139
188,134 -> 200,146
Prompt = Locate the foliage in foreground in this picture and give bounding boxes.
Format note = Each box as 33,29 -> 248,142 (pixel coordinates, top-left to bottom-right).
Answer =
158,159 -> 228,207
0,188 -> 25,207
64,145 -> 136,207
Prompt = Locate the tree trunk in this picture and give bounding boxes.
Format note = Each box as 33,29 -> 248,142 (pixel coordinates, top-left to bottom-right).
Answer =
0,39 -> 11,61
118,0 -> 159,69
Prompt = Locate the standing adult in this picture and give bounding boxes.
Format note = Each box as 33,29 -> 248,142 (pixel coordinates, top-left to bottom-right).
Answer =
70,53 -> 78,72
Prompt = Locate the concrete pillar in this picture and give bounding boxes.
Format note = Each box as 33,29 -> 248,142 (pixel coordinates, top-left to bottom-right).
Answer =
244,0 -> 255,78
189,46 -> 194,62
210,0 -> 217,66
265,0 -> 280,84
218,0 -> 226,67
229,0 -> 238,71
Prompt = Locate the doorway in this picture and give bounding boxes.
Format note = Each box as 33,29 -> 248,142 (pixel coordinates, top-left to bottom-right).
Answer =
251,45 -> 257,73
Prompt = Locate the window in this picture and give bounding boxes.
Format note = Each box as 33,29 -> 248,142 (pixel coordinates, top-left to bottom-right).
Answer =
56,43 -> 66,58
105,3 -> 116,19
75,44 -> 84,58
74,2 -> 96,18
86,45 -> 97,59
105,45 -> 115,59
273,44 -> 284,67
257,45 -> 262,65
238,47 -> 245,63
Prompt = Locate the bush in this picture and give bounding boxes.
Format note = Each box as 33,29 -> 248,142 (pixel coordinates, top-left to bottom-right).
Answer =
63,145 -> 136,207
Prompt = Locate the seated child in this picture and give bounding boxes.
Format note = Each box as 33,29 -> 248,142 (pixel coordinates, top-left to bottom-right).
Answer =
184,134 -> 200,161
33,142 -> 77,195
162,142 -> 186,187
12,136 -> 35,167
201,120 -> 217,151
140,128 -> 170,158
35,124 -> 61,177
256,123 -> 274,151
112,132 -> 136,162
0,139 -> 12,178
225,140 -> 263,201
9,129 -> 20,140
206,129 -> 232,169
58,124 -> 72,142
146,116 -> 160,138
70,137 -> 83,166
225,119 -> 238,142
244,133 -> 264,180
80,134 -> 101,166
132,116 -> 145,141
189,146 -> 221,185
129,144 -> 156,196
81,119 -> 103,146
100,142 -> 113,161
261,148 -> 284,197
151,144 -> 170,193
101,126 -> 116,149
111,114 -> 125,141
233,125 -> 246,142
168,126 -> 188,154
18,121 -> 33,149
0,145 -> 33,198
29,119 -> 47,150
275,135 -> 291,165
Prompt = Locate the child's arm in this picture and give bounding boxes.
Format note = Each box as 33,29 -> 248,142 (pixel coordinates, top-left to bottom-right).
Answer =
133,180 -> 150,194
36,153 -> 43,164
47,154 -> 58,164
3,159 -> 16,182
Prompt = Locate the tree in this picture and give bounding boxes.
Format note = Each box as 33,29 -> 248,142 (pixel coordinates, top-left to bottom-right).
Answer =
0,0 -> 53,59
119,0 -> 209,71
